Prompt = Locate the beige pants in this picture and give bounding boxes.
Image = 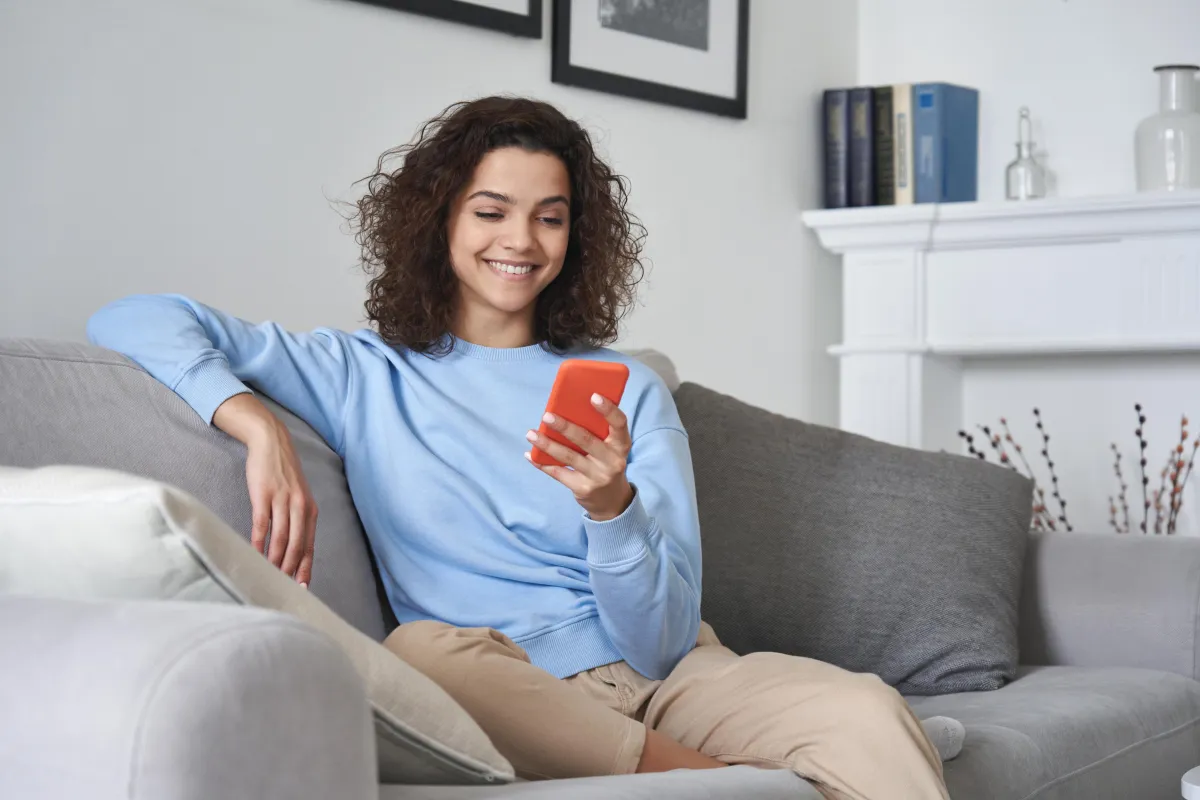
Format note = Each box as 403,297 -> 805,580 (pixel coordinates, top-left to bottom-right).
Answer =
384,620 -> 948,800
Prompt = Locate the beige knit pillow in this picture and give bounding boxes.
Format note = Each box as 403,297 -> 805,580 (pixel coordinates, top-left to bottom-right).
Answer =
0,464 -> 514,786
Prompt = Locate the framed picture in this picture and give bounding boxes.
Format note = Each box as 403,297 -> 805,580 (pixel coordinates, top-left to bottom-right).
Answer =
351,0 -> 543,39
552,0 -> 749,119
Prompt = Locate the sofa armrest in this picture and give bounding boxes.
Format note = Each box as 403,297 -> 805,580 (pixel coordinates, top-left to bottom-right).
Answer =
0,596 -> 376,800
1018,530 -> 1200,678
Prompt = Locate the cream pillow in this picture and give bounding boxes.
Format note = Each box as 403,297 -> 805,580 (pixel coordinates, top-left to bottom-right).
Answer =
0,465 -> 514,786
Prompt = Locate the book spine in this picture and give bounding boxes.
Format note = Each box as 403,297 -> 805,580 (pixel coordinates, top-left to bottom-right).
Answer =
873,86 -> 895,205
822,89 -> 850,209
944,86 -> 980,202
848,87 -> 875,207
913,83 -> 944,204
892,84 -> 914,205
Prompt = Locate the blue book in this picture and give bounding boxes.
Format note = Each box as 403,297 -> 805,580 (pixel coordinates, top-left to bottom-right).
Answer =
912,83 -> 979,203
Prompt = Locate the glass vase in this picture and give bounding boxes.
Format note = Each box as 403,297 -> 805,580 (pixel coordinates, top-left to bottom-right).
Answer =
1135,64 -> 1200,191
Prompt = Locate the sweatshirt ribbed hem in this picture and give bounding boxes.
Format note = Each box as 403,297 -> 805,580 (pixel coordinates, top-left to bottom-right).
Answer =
583,491 -> 654,565
173,356 -> 251,423
518,614 -> 624,679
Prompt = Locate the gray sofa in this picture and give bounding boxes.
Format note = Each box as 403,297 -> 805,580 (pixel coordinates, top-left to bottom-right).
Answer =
2,337 -> 1199,800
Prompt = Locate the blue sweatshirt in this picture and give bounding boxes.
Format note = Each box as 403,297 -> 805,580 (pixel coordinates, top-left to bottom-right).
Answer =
87,294 -> 703,680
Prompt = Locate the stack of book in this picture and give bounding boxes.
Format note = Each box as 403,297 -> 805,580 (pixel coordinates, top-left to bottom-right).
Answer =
822,83 -> 980,209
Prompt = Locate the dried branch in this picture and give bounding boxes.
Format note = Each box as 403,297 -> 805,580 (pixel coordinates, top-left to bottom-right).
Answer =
1167,417 -> 1196,534
1152,448 -> 1173,534
1111,443 -> 1131,533
1034,408 -> 1071,531
972,404 -> 1195,535
978,425 -> 1019,471
1001,417 -> 1038,480
996,417 -> 1056,531
956,430 -> 987,461
1135,404 -> 1150,533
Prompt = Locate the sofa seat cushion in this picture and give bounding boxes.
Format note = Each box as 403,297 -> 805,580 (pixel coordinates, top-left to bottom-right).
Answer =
387,765 -> 821,800
905,666 -> 1200,800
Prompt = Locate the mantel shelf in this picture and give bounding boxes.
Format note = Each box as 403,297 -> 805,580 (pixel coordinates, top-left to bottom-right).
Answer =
800,189 -> 1200,254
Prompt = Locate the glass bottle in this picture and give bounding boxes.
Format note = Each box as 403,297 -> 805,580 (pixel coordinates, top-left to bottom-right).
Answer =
1006,107 -> 1047,200
1135,64 -> 1200,191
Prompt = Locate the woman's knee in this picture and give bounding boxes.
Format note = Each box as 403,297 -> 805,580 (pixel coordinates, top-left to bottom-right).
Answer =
383,620 -> 529,675
829,672 -> 912,729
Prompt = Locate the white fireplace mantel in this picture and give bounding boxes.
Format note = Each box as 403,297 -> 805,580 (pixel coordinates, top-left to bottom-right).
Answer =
803,191 -> 1200,255
801,191 -> 1200,466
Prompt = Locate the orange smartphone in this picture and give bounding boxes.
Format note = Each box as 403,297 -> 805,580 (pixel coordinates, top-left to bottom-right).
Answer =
531,359 -> 630,468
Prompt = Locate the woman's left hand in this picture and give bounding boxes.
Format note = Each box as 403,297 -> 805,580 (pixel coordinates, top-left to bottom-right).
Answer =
525,393 -> 634,521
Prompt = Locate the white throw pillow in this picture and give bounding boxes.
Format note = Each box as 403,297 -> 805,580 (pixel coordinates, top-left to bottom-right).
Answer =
0,465 -> 514,786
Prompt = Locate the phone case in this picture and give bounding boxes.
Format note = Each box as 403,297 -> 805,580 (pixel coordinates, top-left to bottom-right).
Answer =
531,359 -> 630,468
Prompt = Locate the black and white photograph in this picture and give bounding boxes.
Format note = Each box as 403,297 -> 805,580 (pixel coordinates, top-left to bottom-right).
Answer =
599,0 -> 710,51
552,0 -> 749,119
348,0 -> 543,38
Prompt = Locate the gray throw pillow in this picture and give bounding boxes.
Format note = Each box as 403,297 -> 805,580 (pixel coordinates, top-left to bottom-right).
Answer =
674,382 -> 1033,695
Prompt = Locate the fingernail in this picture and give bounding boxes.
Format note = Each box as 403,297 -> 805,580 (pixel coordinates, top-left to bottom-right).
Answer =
591,393 -> 603,405
542,412 -> 556,424
523,451 -> 532,461
300,582 -> 308,590
526,430 -> 538,442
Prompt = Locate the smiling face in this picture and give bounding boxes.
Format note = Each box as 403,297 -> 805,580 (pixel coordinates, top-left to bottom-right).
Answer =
446,146 -> 572,347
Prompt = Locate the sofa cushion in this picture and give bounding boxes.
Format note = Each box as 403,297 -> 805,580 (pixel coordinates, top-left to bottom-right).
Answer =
674,382 -> 1033,695
388,765 -> 821,800
907,666 -> 1200,800
0,337 -> 391,639
0,464 -> 515,786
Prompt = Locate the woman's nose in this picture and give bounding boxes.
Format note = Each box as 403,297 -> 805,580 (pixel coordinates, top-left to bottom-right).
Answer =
498,219 -> 534,251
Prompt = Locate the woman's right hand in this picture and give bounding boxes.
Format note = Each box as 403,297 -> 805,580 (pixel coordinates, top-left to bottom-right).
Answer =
213,393 -> 318,586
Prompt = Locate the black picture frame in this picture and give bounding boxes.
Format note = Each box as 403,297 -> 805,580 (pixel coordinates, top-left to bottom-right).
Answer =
551,0 -> 749,119
351,0 -> 543,38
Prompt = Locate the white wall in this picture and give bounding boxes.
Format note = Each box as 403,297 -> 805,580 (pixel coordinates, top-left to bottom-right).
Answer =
858,0 -> 1200,201
0,0 -> 855,425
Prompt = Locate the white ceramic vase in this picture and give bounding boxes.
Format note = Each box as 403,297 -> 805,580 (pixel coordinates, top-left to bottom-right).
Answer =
1135,64 -> 1200,192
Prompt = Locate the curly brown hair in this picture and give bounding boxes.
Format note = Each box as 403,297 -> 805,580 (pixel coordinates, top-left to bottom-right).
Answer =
352,96 -> 646,355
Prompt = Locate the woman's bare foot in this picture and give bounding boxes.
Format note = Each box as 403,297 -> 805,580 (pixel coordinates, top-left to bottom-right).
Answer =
636,729 -> 727,772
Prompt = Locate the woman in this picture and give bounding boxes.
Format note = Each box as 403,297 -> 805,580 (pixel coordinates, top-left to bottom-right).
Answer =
89,96 -> 953,799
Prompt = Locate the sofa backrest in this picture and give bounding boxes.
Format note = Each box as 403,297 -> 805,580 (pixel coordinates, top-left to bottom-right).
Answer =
0,338 -> 391,639
0,338 -> 681,642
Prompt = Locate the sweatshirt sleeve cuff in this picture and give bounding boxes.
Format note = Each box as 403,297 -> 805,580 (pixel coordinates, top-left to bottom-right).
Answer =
172,356 -> 252,424
583,488 -> 655,565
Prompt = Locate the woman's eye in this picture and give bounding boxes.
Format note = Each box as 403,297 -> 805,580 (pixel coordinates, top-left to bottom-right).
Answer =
474,211 -> 503,220
540,217 -> 564,227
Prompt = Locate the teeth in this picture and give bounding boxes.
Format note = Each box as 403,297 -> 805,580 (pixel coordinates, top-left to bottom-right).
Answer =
487,261 -> 534,275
